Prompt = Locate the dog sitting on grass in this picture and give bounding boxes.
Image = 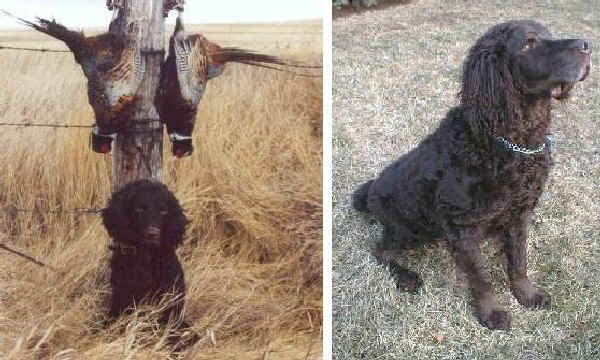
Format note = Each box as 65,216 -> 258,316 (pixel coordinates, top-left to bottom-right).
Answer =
102,180 -> 197,347
353,20 -> 591,330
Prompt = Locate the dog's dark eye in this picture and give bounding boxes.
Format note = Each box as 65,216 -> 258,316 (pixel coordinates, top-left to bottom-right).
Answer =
134,207 -> 144,215
522,38 -> 537,51
160,209 -> 168,216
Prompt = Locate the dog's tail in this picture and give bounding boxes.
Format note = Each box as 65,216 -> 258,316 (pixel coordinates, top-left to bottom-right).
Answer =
351,180 -> 374,213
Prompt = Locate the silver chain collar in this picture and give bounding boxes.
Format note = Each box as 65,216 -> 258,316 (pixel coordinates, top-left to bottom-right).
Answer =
496,136 -> 552,155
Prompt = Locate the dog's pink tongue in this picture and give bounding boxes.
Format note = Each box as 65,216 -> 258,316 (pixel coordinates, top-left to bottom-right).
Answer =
552,83 -> 574,99
551,85 -> 562,98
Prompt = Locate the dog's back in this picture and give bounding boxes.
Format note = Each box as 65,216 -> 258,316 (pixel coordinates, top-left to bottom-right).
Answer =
352,114 -> 456,246
351,179 -> 373,213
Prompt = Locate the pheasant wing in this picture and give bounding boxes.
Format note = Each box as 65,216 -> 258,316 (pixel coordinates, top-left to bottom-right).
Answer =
172,22 -> 208,105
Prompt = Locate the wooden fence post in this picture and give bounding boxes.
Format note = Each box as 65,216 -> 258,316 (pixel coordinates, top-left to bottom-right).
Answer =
112,0 -> 165,192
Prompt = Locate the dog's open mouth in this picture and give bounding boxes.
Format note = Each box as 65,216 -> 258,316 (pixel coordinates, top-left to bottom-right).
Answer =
552,59 -> 591,100
143,235 -> 162,246
551,82 -> 575,100
144,237 -> 161,246
143,228 -> 162,246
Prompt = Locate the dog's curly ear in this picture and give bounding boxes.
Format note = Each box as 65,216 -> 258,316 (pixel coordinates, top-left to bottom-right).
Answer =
102,184 -> 137,244
459,37 -> 515,147
164,190 -> 188,248
461,48 -> 505,108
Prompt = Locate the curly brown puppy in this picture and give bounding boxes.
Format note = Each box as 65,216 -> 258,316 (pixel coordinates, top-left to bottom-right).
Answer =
102,180 -> 195,342
353,20 -> 591,330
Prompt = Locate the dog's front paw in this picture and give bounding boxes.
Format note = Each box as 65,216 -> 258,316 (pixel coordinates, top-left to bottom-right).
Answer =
387,263 -> 423,293
478,306 -> 512,330
532,288 -> 552,308
519,287 -> 552,309
394,271 -> 423,293
511,278 -> 552,309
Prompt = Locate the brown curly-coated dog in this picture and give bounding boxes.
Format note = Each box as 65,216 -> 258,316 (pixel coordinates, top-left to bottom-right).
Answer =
353,20 -> 591,330
102,180 -> 197,348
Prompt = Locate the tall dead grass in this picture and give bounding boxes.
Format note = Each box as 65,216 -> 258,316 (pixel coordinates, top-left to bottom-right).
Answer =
0,22 -> 322,359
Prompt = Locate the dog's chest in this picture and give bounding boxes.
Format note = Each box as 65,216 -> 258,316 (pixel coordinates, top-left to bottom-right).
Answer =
443,151 -> 551,227
487,153 -> 551,219
110,251 -> 180,292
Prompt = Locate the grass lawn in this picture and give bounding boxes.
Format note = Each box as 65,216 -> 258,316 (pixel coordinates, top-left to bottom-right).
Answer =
333,1 -> 600,359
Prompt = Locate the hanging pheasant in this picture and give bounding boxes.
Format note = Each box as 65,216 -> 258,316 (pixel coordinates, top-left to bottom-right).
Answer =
3,10 -> 144,153
158,13 -> 314,157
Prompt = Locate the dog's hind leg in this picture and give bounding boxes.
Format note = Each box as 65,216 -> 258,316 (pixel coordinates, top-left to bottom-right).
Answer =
446,226 -> 511,330
372,226 -> 424,292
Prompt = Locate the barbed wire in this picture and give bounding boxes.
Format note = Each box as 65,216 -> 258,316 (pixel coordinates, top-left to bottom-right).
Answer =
2,205 -> 104,215
0,243 -> 55,269
0,119 -> 162,131
0,45 -> 322,78
0,45 -> 70,53
0,122 -> 93,128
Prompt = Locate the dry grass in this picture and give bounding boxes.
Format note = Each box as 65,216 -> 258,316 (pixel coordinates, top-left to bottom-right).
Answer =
334,1 -> 600,359
332,0 -> 415,19
0,21 -> 322,359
